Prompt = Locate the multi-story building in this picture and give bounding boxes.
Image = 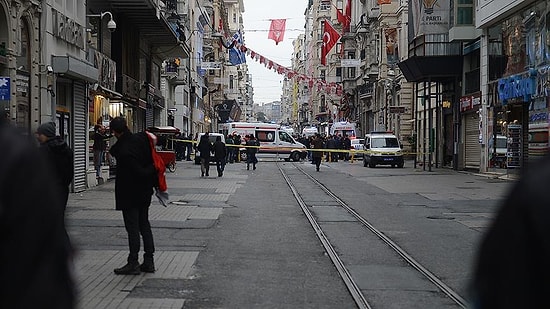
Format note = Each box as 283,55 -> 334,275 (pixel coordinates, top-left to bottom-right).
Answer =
1,0 -> 189,190
477,0 -> 550,172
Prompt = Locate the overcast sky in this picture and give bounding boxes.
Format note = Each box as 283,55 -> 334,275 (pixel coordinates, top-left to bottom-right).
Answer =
242,1 -> 308,104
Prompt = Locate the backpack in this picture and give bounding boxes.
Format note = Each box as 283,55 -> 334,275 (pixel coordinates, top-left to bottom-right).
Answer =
145,131 -> 167,192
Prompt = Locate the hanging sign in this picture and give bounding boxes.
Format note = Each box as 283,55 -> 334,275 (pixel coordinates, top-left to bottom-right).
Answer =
0,77 -> 10,100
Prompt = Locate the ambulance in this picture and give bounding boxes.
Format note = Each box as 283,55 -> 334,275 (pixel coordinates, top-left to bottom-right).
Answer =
219,122 -> 307,162
329,121 -> 357,139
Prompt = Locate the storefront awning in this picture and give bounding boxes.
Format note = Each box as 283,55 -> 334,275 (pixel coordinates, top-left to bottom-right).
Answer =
52,56 -> 98,82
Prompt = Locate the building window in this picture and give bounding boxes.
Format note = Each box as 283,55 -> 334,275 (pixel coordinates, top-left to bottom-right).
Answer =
320,0 -> 331,10
229,74 -> 234,89
456,0 -> 474,26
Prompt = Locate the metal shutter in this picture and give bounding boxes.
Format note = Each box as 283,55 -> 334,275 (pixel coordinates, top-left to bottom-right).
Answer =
72,81 -> 87,192
464,112 -> 480,169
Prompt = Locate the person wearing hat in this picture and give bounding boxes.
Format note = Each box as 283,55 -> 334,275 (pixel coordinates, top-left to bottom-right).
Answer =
108,117 -> 157,275
36,121 -> 74,213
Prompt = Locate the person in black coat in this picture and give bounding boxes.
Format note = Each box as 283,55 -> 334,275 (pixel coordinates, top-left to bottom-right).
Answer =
245,134 -> 259,170
92,124 -> 108,179
197,133 -> 213,177
0,113 -> 75,308
36,122 -> 74,213
213,135 -> 227,177
109,117 -> 156,275
470,155 -> 550,308
311,134 -> 325,172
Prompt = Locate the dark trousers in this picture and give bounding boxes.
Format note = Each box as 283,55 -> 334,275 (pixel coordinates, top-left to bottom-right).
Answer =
247,153 -> 257,169
122,207 -> 155,264
186,144 -> 193,160
200,157 -> 210,176
312,157 -> 322,170
216,158 -> 226,175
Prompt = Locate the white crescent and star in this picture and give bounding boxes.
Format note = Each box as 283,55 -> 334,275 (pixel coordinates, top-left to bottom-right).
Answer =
323,32 -> 331,46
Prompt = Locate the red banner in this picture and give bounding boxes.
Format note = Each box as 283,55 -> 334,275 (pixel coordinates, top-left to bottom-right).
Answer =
268,19 -> 286,45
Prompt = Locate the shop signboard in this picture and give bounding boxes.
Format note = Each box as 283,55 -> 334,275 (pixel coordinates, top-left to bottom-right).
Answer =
0,77 -> 10,100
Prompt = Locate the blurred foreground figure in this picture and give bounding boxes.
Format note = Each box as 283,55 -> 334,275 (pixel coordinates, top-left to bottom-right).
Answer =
0,112 -> 75,308
471,156 -> 550,308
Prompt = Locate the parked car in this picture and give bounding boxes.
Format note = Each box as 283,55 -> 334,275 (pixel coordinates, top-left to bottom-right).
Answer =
350,138 -> 365,157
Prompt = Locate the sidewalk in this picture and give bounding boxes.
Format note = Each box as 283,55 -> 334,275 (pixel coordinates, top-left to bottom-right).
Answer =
66,160 -> 243,309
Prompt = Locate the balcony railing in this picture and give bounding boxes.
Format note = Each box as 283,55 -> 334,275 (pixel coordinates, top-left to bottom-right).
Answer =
408,34 -> 462,57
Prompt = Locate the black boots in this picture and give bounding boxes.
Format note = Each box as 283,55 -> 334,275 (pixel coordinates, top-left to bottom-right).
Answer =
140,255 -> 155,273
114,256 -> 155,275
114,262 -> 140,275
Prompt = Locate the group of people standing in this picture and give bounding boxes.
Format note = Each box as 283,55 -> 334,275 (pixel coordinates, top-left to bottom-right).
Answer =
296,133 -> 353,172
195,132 -> 260,177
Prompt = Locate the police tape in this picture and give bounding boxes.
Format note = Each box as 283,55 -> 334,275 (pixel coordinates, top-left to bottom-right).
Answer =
168,138 -> 425,155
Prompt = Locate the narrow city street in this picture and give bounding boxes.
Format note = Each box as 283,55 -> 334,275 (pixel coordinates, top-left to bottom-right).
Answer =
66,159 -> 513,308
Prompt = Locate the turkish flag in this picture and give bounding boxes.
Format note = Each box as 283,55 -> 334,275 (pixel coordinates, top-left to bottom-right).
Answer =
268,19 -> 286,45
321,20 -> 341,65
337,0 -> 351,33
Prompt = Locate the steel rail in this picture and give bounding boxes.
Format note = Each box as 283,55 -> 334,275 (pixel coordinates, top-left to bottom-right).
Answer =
292,163 -> 468,308
277,162 -> 371,309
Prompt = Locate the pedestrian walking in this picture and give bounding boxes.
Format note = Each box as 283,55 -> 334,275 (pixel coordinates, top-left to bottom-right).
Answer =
343,134 -> 352,161
36,121 -> 74,213
93,124 -> 108,181
0,113 -> 76,308
185,133 -> 194,161
245,134 -> 259,170
197,132 -> 213,177
226,134 -> 234,163
213,135 -> 227,177
109,117 -> 157,275
311,133 -> 325,172
233,134 -> 242,162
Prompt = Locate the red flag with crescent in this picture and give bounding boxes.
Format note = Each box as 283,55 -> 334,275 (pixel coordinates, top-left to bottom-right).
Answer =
268,19 -> 286,45
321,20 -> 341,65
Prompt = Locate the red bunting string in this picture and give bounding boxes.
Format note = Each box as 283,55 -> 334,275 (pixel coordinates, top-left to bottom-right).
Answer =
230,39 -> 343,95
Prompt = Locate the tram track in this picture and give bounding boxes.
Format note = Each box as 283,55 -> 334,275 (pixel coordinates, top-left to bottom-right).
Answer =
277,162 -> 468,309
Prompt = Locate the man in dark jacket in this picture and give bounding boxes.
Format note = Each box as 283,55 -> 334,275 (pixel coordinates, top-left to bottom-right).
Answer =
245,134 -> 259,170
0,113 -> 75,308
36,121 -> 74,213
311,134 -> 325,172
213,135 -> 227,177
92,124 -> 108,180
197,133 -> 213,177
109,117 -> 156,275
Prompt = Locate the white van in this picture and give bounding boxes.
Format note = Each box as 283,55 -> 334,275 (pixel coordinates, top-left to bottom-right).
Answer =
219,122 -> 306,161
329,121 -> 357,138
302,126 -> 318,137
363,132 -> 404,168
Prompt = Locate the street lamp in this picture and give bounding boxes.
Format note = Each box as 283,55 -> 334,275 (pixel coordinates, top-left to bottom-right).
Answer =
87,11 -> 116,53
86,11 -> 116,32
